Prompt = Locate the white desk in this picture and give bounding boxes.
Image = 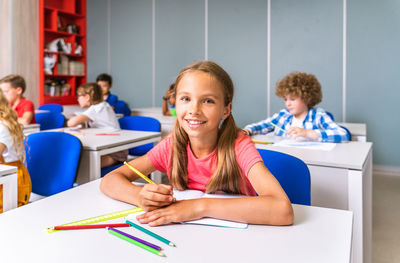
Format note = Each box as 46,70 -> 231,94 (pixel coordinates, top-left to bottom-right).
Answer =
0,164 -> 18,212
338,122 -> 367,142
23,123 -> 40,135
253,135 -> 372,263
0,179 -> 353,263
131,107 -> 176,137
67,129 -> 161,184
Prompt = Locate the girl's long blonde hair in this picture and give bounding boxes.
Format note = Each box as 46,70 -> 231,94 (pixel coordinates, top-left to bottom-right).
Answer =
0,89 -> 25,162
170,61 -> 246,195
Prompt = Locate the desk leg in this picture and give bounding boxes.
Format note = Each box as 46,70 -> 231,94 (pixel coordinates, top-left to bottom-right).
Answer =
89,151 -> 101,182
0,173 -> 18,211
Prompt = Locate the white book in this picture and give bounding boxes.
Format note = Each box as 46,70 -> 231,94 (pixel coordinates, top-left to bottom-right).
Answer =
127,189 -> 248,229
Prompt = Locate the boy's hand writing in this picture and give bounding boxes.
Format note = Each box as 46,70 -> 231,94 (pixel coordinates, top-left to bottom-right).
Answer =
138,184 -> 174,212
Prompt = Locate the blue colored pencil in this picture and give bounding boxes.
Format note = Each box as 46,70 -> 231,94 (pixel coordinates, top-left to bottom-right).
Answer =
126,219 -> 176,247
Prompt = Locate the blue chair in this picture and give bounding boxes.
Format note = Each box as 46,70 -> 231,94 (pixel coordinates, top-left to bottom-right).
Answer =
118,116 -> 161,156
101,163 -> 123,177
35,112 -> 65,130
326,111 -> 335,121
257,149 -> 311,205
340,125 -> 352,141
38,103 -> 63,113
25,132 -> 82,196
115,100 -> 131,117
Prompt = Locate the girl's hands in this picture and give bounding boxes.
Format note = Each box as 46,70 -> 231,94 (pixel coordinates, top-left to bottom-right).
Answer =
138,184 -> 174,212
136,199 -> 204,227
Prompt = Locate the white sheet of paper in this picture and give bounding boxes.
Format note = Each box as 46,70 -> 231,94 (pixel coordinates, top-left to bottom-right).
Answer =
273,139 -> 336,151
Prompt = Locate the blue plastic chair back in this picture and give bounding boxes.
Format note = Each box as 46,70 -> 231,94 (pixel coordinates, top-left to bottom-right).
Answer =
257,149 -> 311,205
35,112 -> 65,130
115,100 -> 131,117
118,116 -> 161,156
101,163 -> 123,177
326,111 -> 335,121
25,132 -> 82,196
38,103 -> 63,113
339,125 -> 352,141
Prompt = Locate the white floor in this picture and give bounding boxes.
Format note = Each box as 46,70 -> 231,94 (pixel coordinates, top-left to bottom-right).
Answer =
373,172 -> 400,263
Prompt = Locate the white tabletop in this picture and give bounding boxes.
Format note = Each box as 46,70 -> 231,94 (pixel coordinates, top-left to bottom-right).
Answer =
56,128 -> 161,151
0,180 -> 353,263
131,107 -> 176,123
0,164 -> 17,177
253,134 -> 372,170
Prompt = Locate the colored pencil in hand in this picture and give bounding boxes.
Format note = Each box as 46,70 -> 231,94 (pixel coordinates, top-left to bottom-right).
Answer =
123,161 -> 156,184
126,219 -> 176,247
271,122 -> 287,133
107,227 -> 165,257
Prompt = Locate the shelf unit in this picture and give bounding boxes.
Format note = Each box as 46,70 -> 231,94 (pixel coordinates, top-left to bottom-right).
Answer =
39,0 -> 86,105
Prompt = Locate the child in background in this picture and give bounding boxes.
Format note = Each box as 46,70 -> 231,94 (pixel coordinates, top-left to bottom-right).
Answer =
67,83 -> 127,168
162,83 -> 176,116
243,72 -> 350,143
0,89 -> 31,213
0,75 -> 36,125
101,61 -> 293,226
96,73 -> 118,110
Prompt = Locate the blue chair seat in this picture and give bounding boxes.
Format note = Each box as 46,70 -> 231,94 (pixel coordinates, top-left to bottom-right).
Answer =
101,163 -> 123,177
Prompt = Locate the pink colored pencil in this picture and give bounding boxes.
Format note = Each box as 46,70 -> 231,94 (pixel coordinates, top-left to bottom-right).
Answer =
52,223 -> 130,230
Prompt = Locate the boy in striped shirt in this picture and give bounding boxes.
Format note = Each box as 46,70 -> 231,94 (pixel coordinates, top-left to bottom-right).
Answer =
243,72 -> 349,143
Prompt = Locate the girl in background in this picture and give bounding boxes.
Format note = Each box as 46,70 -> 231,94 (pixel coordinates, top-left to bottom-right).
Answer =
67,82 -> 127,168
0,89 -> 31,213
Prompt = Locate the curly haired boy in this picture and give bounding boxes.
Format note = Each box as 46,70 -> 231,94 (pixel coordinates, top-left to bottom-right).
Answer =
243,72 -> 349,143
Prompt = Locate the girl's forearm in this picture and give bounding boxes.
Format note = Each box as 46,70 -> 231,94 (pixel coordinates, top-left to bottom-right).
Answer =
197,196 -> 293,226
100,173 -> 142,206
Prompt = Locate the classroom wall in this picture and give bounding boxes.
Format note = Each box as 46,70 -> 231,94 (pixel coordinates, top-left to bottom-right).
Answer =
0,0 -> 39,106
86,0 -> 400,168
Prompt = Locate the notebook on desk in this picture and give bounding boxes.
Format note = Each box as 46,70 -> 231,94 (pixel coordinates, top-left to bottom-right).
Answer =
126,189 -> 248,229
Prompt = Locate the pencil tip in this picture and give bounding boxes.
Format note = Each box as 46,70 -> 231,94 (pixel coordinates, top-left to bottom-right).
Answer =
159,252 -> 166,257
169,242 -> 176,247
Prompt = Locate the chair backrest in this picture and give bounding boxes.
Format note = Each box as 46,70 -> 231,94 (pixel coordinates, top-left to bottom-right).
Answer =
326,111 -> 335,121
114,100 -> 131,117
25,132 -> 82,196
339,125 -> 352,141
118,116 -> 161,156
35,112 -> 65,130
257,149 -> 311,205
38,103 -> 63,113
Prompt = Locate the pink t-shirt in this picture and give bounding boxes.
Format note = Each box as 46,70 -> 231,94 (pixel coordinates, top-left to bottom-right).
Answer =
147,131 -> 263,196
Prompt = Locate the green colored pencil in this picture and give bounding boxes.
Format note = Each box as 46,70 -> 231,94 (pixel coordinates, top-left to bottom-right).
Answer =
107,227 -> 165,257
126,219 -> 176,247
271,122 -> 287,133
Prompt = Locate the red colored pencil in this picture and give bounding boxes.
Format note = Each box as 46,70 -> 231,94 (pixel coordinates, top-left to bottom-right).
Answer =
52,223 -> 130,230
95,133 -> 121,136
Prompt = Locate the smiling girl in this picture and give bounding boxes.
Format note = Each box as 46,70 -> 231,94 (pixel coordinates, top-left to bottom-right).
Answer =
100,61 -> 293,226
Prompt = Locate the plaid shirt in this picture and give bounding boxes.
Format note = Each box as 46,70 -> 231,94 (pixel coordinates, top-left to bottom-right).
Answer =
244,108 -> 350,143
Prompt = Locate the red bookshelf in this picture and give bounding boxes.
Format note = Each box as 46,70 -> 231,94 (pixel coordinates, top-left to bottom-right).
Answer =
39,0 -> 86,105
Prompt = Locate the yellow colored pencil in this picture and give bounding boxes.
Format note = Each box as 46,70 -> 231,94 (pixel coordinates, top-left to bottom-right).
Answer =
123,161 -> 156,184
